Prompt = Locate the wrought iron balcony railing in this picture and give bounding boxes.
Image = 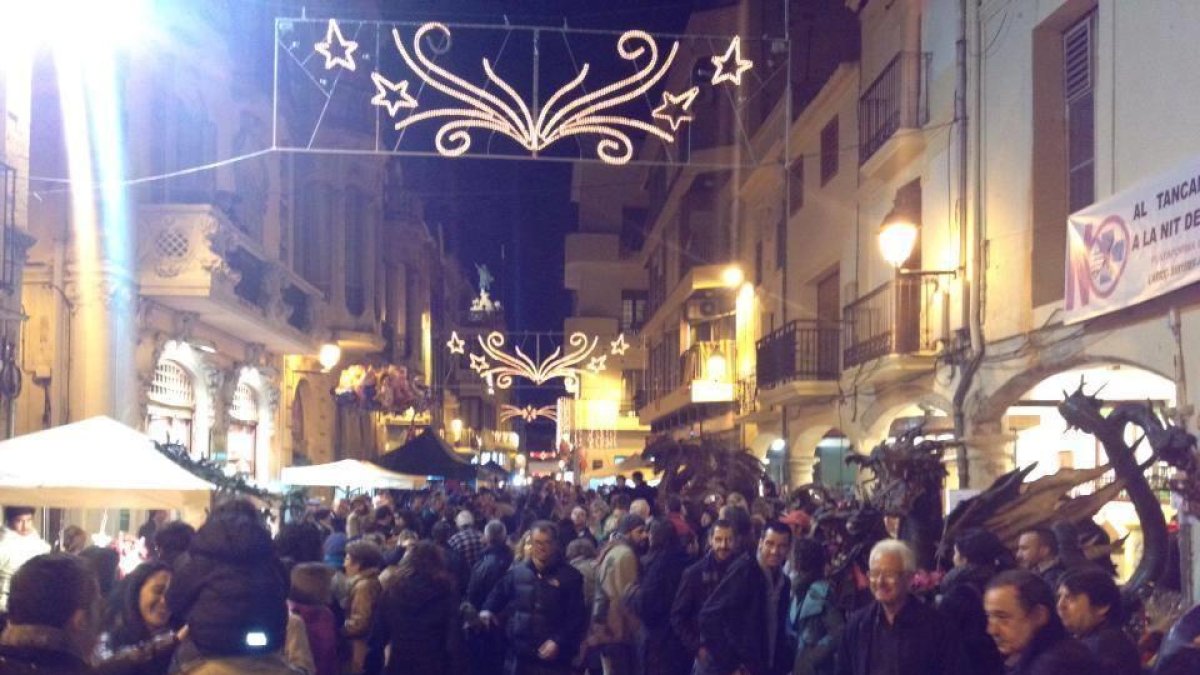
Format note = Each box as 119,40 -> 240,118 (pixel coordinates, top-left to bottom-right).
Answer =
842,272 -> 952,368
859,51 -> 930,165
0,162 -> 17,294
755,319 -> 841,390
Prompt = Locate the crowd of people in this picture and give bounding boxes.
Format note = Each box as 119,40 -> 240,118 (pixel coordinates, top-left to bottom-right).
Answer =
0,470 -> 1198,675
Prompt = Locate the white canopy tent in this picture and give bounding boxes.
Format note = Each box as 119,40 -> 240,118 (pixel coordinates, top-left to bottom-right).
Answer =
0,416 -> 216,511
280,459 -> 426,490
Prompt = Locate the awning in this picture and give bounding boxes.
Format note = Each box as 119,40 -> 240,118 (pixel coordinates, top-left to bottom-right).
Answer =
375,429 -> 476,480
0,416 -> 216,511
280,459 -> 427,490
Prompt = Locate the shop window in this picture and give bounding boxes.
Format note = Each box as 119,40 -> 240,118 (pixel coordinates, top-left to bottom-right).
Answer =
146,360 -> 194,452
227,382 -> 258,475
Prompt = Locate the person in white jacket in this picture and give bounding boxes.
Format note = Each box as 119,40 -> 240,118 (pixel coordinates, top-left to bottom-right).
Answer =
0,506 -> 51,610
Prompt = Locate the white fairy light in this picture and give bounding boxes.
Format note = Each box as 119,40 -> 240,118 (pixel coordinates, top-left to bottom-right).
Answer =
386,23 -> 687,165
446,331 -> 466,354
314,18 -> 359,71
609,334 -> 630,356
370,71 -> 418,116
468,353 -> 490,373
710,36 -> 753,86
586,355 -> 607,374
461,331 -> 607,394
651,87 -> 699,131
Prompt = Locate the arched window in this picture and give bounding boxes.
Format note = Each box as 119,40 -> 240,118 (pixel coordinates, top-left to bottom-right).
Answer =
146,360 -> 195,452
227,382 -> 259,475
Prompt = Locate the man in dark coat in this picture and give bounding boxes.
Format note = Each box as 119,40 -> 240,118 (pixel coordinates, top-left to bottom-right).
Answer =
698,521 -> 793,675
836,539 -> 967,675
0,553 -> 100,674
1054,569 -> 1139,675
482,521 -> 587,675
628,518 -> 693,675
466,520 -> 514,675
671,518 -> 737,663
984,569 -> 1100,674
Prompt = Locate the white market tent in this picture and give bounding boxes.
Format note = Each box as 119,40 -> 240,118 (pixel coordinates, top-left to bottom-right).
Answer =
280,459 -> 427,490
0,416 -> 216,511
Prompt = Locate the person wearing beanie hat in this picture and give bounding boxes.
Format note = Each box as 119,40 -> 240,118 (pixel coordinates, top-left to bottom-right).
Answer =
590,511 -> 647,674
448,509 -> 484,569
289,563 -> 338,675
0,505 -> 51,610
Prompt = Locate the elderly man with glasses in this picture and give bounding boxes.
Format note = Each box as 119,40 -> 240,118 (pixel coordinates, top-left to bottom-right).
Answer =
836,539 -> 968,675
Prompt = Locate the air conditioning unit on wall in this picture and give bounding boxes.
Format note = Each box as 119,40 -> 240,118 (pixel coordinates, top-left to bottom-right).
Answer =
685,291 -> 734,321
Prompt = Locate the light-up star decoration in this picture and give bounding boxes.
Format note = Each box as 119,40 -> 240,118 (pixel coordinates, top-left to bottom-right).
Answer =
711,36 -> 753,86
586,355 -> 607,374
445,331 -> 610,394
370,72 -> 418,116
652,88 -> 699,131
446,331 -> 465,355
609,334 -> 630,356
382,23 -> 692,165
314,19 -> 359,71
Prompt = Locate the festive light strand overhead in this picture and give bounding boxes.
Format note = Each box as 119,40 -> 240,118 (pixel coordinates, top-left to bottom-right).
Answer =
499,404 -> 558,424
379,23 -> 689,165
710,36 -> 753,86
447,331 -> 629,393
314,18 -> 359,71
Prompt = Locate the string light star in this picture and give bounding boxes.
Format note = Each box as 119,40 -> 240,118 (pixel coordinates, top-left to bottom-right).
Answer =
651,87 -> 699,131
370,72 -> 418,117
446,331 -> 465,354
469,353 -> 490,373
586,355 -> 607,374
609,334 -> 630,356
314,18 -> 359,71
710,36 -> 753,86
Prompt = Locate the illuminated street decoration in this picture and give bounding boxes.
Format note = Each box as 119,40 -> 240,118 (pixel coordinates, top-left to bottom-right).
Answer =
385,23 -> 687,165
710,36 -> 753,86
586,355 -> 607,374
471,331 -> 599,394
446,331 -> 465,355
609,334 -> 630,355
500,404 -> 558,424
651,88 -> 699,132
370,71 -> 418,116
314,18 -> 359,71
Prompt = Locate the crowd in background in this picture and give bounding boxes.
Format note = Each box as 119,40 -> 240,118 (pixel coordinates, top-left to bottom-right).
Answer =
0,471 -> 1198,674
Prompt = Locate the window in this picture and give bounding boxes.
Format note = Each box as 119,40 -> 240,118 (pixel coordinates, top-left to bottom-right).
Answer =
344,187 -> 368,316
227,382 -> 258,475
776,215 -> 787,270
755,240 -> 764,285
1064,13 -> 1096,213
820,116 -> 839,185
789,159 -> 804,214
146,360 -> 195,452
296,183 -> 333,295
621,290 -> 648,331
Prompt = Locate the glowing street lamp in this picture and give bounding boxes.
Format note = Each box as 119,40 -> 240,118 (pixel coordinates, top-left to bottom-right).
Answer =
878,213 -> 919,269
722,266 -> 744,287
318,343 -> 342,371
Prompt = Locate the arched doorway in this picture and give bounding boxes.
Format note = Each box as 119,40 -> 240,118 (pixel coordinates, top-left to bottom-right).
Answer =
813,430 -> 855,494
1003,363 -> 1176,580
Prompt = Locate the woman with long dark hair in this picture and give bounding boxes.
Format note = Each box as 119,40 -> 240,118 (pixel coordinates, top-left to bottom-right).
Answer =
95,561 -> 180,675
365,541 -> 466,675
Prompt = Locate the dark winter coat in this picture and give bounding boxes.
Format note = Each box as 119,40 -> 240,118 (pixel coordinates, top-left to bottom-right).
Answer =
937,564 -> 1005,675
1078,623 -> 1140,675
366,572 -> 466,675
1004,621 -> 1100,675
835,597 -> 968,675
0,626 -> 95,675
629,547 -> 692,675
671,552 -> 735,657
289,602 -> 339,675
467,543 -> 514,610
698,554 -> 793,675
483,557 -> 587,669
165,508 -> 289,657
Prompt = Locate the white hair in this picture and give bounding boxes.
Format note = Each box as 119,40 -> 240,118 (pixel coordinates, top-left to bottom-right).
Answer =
869,539 -> 917,573
629,499 -> 651,519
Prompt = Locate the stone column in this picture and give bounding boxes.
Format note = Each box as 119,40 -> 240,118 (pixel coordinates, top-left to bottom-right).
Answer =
963,429 -> 1016,490
786,426 -> 831,486
66,263 -> 139,425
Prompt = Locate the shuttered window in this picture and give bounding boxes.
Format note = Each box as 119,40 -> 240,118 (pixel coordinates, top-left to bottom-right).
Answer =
1064,12 -> 1096,214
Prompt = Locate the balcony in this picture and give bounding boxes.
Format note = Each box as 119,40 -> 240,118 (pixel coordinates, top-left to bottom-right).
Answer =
842,272 -> 952,376
858,51 -> 930,180
138,204 -> 326,354
640,339 -> 736,427
755,320 -> 841,405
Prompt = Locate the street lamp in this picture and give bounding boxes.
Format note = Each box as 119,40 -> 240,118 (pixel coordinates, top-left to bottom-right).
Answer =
318,343 -> 342,371
878,212 -> 919,269
722,266 -> 744,287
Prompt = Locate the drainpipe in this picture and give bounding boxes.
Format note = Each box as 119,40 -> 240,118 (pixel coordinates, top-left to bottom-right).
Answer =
952,0 -> 986,489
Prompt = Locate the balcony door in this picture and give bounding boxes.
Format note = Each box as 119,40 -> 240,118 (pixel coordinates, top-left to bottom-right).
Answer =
815,270 -> 840,373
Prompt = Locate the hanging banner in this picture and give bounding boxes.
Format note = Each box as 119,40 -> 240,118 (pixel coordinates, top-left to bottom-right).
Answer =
1064,155 -> 1200,324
